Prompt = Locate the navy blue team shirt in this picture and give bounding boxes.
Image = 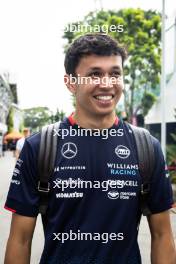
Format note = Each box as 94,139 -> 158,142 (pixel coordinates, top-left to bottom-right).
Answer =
5,114 -> 173,264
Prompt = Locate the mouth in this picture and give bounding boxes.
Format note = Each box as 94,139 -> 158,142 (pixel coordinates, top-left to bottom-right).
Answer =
93,94 -> 114,101
93,94 -> 115,106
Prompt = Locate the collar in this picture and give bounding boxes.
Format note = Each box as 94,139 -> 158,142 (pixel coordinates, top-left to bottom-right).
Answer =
68,112 -> 119,127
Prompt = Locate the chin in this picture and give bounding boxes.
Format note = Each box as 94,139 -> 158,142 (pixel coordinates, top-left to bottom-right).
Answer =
91,107 -> 114,117
90,99 -> 117,116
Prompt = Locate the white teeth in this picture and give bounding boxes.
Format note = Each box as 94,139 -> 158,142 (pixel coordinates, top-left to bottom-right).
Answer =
95,95 -> 113,100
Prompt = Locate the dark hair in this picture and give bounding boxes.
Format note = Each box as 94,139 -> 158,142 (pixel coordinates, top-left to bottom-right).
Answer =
64,33 -> 127,76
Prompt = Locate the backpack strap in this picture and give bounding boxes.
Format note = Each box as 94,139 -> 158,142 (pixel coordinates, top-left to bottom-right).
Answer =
38,121 -> 60,215
129,124 -> 155,216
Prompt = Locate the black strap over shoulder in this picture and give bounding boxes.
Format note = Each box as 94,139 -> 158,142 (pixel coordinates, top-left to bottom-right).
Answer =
38,122 -> 60,215
129,124 -> 155,216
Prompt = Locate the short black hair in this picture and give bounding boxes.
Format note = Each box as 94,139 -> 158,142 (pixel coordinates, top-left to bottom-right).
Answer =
64,33 -> 127,76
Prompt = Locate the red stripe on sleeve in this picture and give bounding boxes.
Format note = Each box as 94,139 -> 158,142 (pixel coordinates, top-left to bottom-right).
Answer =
4,206 -> 16,213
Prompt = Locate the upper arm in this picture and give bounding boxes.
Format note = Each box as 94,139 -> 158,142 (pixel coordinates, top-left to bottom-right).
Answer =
5,138 -> 40,217
9,213 -> 37,244
147,137 -> 173,214
147,210 -> 173,239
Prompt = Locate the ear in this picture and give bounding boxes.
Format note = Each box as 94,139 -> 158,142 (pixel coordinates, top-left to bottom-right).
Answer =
64,74 -> 77,94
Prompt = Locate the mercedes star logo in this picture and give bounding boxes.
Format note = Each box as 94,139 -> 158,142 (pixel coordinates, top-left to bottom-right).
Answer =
61,142 -> 78,159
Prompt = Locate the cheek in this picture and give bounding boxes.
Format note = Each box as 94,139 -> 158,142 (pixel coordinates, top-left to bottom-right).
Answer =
114,85 -> 122,94
116,80 -> 124,93
114,76 -> 123,87
75,85 -> 93,99
75,86 -> 88,104
121,81 -> 124,91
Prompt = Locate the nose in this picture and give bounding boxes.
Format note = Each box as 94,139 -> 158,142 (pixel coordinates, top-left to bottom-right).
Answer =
99,74 -> 113,89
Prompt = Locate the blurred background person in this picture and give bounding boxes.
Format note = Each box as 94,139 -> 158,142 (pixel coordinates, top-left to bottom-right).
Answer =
15,128 -> 30,159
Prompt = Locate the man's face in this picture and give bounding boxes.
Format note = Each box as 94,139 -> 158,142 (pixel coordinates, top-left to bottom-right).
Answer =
66,54 -> 124,117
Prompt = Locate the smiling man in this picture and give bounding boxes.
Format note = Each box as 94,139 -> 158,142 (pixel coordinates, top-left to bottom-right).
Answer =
4,33 -> 176,264
64,34 -> 125,130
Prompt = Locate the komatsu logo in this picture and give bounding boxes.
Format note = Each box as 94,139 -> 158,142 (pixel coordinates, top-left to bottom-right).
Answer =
115,145 -> 130,159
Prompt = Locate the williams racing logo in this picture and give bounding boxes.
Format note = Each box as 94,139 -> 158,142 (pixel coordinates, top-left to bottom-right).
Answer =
115,145 -> 130,159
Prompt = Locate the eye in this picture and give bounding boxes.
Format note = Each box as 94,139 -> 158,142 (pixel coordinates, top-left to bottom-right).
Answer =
111,71 -> 121,77
88,71 -> 102,78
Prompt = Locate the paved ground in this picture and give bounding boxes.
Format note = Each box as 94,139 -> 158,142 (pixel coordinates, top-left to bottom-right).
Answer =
0,151 -> 175,264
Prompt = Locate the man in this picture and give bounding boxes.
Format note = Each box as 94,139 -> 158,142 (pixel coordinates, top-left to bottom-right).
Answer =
15,128 -> 30,160
4,33 -> 176,263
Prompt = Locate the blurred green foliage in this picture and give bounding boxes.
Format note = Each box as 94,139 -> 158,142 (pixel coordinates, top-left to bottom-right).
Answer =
23,107 -> 66,132
7,107 -> 14,133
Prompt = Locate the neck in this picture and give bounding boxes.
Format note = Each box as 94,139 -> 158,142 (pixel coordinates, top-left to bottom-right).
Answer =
73,110 -> 116,129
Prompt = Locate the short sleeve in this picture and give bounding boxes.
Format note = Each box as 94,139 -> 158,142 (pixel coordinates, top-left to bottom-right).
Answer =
4,136 -> 40,217
147,137 -> 174,214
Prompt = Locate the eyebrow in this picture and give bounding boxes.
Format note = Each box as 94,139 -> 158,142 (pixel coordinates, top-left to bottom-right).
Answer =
87,67 -> 102,71
111,66 -> 122,70
87,66 -> 122,72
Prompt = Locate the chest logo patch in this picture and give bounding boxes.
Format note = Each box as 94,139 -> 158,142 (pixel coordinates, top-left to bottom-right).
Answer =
108,191 -> 119,199
61,142 -> 77,159
115,145 -> 130,159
